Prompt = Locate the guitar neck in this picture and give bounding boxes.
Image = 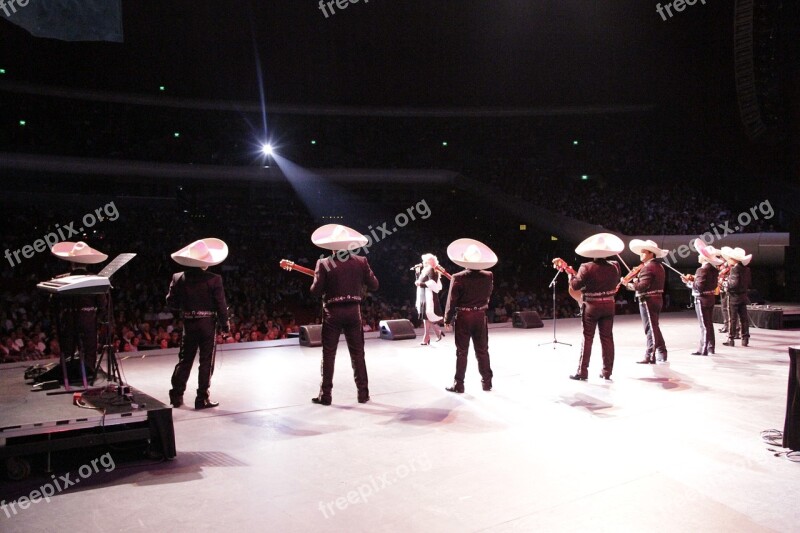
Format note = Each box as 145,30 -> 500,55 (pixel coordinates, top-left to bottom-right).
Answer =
279,260 -> 315,278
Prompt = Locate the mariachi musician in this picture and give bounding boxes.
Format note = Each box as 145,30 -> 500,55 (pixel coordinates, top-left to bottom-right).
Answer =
51,241 -> 108,379
561,233 -> 624,382
167,238 -> 230,410
443,238 -> 497,393
720,246 -> 752,347
622,239 -> 669,365
309,224 -> 379,405
681,239 -> 722,356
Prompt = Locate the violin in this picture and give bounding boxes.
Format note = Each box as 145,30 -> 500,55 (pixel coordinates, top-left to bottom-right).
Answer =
620,263 -> 645,287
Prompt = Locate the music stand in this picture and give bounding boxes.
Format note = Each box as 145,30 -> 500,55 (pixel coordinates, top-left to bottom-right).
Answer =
539,269 -> 572,349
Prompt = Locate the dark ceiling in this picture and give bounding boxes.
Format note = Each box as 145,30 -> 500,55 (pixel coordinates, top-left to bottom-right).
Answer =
0,0 -> 730,109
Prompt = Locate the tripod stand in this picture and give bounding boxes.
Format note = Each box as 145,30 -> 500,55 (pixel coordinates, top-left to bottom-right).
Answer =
95,290 -> 128,396
539,268 -> 572,349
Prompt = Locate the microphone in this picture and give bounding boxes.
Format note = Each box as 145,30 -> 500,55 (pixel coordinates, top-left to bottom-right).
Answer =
409,263 -> 423,271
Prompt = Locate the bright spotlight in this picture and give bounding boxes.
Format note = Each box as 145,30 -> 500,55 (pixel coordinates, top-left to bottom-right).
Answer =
262,143 -> 274,156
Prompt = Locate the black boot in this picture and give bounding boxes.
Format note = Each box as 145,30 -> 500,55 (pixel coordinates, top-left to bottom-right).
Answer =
195,389 -> 219,409
445,381 -> 465,393
168,390 -> 183,408
358,389 -> 370,403
312,393 -> 332,405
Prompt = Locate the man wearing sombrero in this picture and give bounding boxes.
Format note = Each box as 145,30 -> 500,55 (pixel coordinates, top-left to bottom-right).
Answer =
624,239 -> 669,364
442,238 -> 497,393
51,241 -> 108,379
166,238 -> 230,409
568,233 -> 623,381
309,224 -> 379,405
720,246 -> 753,347
681,239 -> 722,356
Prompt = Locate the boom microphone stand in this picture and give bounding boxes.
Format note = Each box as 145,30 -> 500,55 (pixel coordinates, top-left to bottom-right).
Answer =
539,268 -> 572,349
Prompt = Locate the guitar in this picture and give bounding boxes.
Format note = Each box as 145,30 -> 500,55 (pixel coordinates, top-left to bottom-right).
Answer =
279,259 -> 315,278
551,258 -> 583,305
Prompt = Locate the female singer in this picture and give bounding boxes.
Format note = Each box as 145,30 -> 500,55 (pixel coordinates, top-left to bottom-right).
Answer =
415,253 -> 445,345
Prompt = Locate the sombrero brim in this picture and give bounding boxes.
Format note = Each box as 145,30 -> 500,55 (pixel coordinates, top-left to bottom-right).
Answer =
575,233 -> 625,259
311,224 -> 369,251
629,239 -> 669,259
171,238 -> 228,267
447,238 -> 498,270
51,242 -> 108,264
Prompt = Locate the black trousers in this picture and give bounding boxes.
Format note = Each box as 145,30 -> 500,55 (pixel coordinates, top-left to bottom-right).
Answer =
695,295 -> 715,354
60,310 -> 98,371
319,303 -> 368,397
728,300 -> 750,340
453,310 -> 493,384
638,295 -> 667,361
577,300 -> 615,378
171,318 -> 216,398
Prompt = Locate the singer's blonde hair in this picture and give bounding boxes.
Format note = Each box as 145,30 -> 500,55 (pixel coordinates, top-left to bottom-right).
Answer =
421,253 -> 438,265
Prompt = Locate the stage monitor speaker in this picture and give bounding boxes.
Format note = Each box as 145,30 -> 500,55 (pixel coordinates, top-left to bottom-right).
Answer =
784,347 -> 800,450
31,359 -> 92,384
299,325 -> 323,347
513,311 -> 543,329
379,319 -> 416,340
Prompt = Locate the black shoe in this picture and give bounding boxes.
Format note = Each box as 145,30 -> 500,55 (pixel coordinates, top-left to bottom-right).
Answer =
169,391 -> 183,408
742,338 -> 749,347
569,374 -> 588,381
722,340 -> 735,347
636,359 -> 653,364
358,391 -> 370,403
195,398 -> 219,409
445,382 -> 465,393
312,395 -> 332,406
599,374 -> 612,382
482,379 -> 492,391
691,352 -> 707,356
436,331 -> 444,342
420,340 -> 430,345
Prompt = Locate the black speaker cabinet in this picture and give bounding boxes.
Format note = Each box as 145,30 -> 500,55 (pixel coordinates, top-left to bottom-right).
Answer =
299,325 -> 323,347
513,311 -> 543,329
784,347 -> 800,450
379,319 -> 416,340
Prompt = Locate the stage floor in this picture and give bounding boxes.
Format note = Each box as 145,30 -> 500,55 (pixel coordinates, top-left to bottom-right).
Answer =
2,311 -> 799,532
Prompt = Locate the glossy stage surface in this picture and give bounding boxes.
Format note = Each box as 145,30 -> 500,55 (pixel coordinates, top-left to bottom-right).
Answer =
2,311 -> 798,532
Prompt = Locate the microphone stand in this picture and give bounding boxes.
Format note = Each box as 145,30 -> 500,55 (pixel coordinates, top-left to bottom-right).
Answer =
539,268 -> 572,349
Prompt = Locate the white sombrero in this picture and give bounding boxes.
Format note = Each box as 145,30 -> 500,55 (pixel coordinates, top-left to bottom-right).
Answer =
629,239 -> 669,259
171,238 -> 228,267
720,246 -> 752,266
447,238 -> 497,270
575,233 -> 625,259
694,239 -> 724,266
51,241 -> 108,264
311,224 -> 368,251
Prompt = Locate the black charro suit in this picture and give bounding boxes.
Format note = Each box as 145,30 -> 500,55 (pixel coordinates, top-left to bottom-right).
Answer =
444,269 -> 494,390
726,262 -> 751,344
632,259 -> 667,363
310,253 -> 379,403
691,262 -> 719,355
570,259 -> 620,379
167,267 -> 229,404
